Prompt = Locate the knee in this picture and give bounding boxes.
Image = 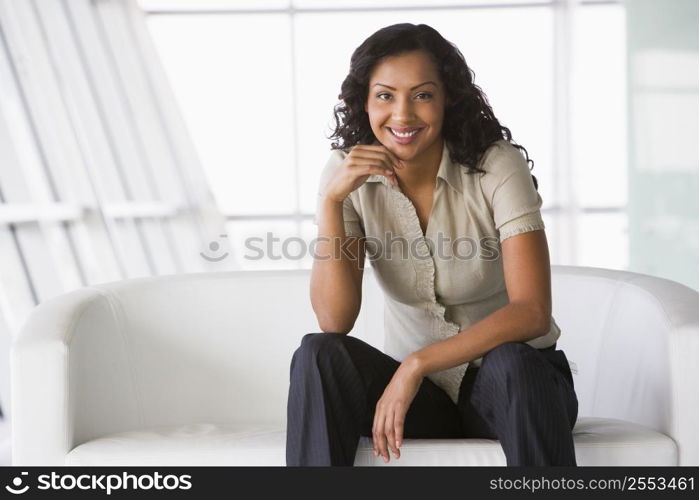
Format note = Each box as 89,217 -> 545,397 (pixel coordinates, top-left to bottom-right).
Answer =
290,332 -> 348,376
479,342 -> 536,382
295,332 -> 346,357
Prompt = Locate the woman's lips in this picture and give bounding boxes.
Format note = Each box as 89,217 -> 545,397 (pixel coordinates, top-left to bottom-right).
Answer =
387,127 -> 423,145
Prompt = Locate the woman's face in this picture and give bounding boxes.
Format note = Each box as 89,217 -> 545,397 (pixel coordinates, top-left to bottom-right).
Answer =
364,50 -> 447,162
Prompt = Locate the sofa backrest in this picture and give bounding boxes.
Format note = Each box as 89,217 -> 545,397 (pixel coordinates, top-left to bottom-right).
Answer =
64,265 -> 696,444
66,269 -> 384,442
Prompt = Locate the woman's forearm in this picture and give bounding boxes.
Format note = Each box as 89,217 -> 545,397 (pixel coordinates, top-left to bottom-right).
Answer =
310,196 -> 363,333
408,302 -> 551,377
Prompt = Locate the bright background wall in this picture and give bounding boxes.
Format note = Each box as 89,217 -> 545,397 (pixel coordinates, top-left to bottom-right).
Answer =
140,0 -> 630,272
1,0 -> 698,462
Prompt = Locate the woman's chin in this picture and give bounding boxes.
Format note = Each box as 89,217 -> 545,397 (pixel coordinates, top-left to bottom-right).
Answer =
371,136 -> 418,162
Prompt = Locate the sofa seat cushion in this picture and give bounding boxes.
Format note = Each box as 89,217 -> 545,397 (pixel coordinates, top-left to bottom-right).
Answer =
65,417 -> 677,466
570,417 -> 677,466
66,423 -> 287,466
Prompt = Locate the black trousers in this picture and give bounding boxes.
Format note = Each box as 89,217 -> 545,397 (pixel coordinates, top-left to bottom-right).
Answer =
286,332 -> 578,466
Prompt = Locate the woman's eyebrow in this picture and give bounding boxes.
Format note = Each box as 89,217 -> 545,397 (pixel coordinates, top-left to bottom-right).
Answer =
373,81 -> 437,90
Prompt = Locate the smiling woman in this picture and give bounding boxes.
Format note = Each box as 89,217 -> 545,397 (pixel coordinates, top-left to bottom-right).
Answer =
363,51 -> 446,188
287,22 -> 577,468
329,22 -> 538,190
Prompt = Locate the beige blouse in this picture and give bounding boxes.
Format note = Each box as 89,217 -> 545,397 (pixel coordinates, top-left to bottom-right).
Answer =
313,139 -> 561,404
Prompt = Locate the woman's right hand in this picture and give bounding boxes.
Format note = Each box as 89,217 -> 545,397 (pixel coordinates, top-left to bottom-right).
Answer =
323,144 -> 404,203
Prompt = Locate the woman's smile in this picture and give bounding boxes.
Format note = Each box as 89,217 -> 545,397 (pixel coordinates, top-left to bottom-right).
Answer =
386,126 -> 424,145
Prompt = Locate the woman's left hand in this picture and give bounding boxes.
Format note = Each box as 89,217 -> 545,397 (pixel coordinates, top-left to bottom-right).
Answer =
372,357 -> 424,463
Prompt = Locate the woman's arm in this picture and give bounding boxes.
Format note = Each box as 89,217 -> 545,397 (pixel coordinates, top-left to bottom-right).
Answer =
310,196 -> 366,335
405,229 -> 552,375
310,145 -> 400,335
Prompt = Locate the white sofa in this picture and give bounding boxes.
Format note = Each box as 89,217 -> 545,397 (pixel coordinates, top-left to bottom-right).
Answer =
11,266 -> 699,466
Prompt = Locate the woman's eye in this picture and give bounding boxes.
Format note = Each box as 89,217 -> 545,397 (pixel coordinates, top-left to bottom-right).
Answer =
376,92 -> 432,101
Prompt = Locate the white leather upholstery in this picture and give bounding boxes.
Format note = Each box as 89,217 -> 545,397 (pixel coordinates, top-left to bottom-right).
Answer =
63,417 -> 676,467
11,266 -> 699,466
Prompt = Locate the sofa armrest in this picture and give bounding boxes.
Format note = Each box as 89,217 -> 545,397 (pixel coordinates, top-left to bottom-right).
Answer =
669,323 -> 699,465
11,288 -> 140,465
553,266 -> 699,465
630,271 -> 699,466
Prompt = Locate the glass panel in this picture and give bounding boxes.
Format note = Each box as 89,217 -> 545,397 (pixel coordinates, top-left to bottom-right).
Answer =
626,0 -> 699,291
541,211 -> 559,265
147,14 -> 295,215
295,7 -> 554,213
225,219 -> 310,269
293,1 -> 550,8
572,4 -> 627,207
299,219 -> 317,269
578,212 -> 628,270
0,226 -> 37,327
139,0 -> 290,11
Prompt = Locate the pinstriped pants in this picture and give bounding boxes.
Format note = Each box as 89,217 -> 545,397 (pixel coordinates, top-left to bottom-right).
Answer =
286,332 -> 578,466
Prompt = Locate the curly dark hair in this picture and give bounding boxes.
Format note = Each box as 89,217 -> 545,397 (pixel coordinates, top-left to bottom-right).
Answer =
328,23 -> 538,190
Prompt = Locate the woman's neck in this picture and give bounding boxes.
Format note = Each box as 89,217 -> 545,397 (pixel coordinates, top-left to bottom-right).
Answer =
395,136 -> 444,193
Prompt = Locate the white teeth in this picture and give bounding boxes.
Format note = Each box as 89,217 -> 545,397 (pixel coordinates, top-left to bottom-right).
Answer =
391,128 -> 419,138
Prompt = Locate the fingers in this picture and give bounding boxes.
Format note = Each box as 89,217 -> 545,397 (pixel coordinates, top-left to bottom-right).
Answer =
394,411 -> 404,455
373,404 -> 402,463
372,408 -> 387,463
370,165 -> 398,186
350,145 -> 404,170
351,144 -> 403,163
347,146 -> 404,188
360,163 -> 397,177
326,143 -> 403,204
385,414 -> 400,459
352,162 -> 398,186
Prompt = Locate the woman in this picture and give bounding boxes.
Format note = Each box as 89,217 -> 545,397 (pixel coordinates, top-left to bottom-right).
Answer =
286,23 -> 578,467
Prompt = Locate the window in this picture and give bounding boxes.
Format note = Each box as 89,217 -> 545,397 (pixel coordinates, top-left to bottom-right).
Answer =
0,0 -> 228,331
145,0 -> 629,271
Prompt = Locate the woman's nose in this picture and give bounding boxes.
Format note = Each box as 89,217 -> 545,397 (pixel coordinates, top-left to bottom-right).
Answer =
391,98 -> 416,121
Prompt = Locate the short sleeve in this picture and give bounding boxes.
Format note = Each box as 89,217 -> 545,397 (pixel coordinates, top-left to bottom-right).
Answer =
479,141 -> 546,242
312,149 -> 365,238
